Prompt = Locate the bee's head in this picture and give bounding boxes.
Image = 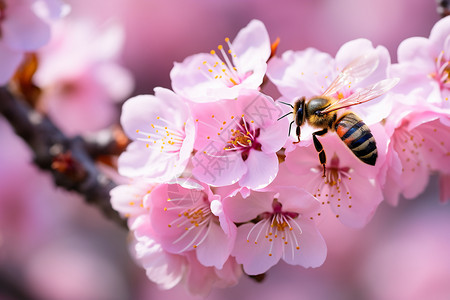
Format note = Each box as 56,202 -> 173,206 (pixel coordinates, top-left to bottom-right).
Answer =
293,97 -> 306,127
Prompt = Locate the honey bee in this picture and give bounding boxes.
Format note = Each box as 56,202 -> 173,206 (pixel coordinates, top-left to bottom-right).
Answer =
279,51 -> 399,176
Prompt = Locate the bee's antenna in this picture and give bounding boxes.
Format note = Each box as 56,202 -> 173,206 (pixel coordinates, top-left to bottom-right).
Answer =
277,111 -> 293,121
278,101 -> 294,108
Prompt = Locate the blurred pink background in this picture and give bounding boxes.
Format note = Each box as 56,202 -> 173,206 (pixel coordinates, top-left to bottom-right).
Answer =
1,1 -> 447,299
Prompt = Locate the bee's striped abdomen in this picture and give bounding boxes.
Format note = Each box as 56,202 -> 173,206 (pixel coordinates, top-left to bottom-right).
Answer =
334,113 -> 377,165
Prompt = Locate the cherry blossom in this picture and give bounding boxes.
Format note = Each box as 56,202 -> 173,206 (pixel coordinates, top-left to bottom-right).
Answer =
383,102 -> 450,205
118,88 -> 195,181
35,19 -> 134,136
191,89 -> 288,189
282,123 -> 388,228
0,0 -> 70,85
111,178 -> 242,295
170,19 -> 271,102
110,178 -> 158,229
392,16 -> 450,109
223,187 -> 326,275
131,212 -> 241,296
148,178 -> 236,269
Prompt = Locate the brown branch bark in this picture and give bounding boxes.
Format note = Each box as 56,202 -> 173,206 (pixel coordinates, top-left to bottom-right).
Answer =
0,87 -> 126,228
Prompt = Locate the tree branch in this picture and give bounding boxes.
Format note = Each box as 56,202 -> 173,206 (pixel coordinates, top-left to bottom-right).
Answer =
0,87 -> 126,228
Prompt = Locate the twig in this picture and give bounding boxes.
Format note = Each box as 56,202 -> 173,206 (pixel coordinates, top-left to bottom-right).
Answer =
0,87 -> 126,228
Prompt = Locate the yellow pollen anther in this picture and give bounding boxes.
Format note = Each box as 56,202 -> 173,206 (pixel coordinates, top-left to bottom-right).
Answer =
210,50 -> 215,55
225,37 -> 230,42
218,45 -> 223,50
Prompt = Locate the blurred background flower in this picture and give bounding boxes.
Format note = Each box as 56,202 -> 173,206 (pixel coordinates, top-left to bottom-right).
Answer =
0,0 -> 446,299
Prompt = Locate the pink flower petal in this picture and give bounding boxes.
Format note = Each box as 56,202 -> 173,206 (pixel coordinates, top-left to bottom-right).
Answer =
429,16 -> 450,49
196,222 -> 233,269
131,233 -> 186,290
210,199 -> 236,237
276,187 -> 320,216
222,190 -> 273,223
232,223 -> 282,275
2,4 -> 51,51
0,42 -> 23,85
192,144 -> 248,185
238,150 -> 279,189
281,219 -> 327,268
267,48 -> 334,99
232,19 -> 271,73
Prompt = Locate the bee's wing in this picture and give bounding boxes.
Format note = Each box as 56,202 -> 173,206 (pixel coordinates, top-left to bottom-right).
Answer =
321,78 -> 400,114
322,51 -> 380,97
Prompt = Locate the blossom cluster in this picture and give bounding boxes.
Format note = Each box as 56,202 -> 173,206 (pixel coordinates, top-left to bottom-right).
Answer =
111,18 -> 450,295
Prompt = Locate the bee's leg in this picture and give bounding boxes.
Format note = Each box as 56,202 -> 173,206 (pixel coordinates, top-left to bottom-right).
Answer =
312,129 -> 328,177
293,125 -> 301,144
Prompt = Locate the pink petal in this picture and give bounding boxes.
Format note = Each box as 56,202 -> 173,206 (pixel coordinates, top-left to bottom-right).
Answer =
257,111 -> 289,153
329,172 -> 383,228
192,149 -> 248,187
282,219 -> 327,268
120,89 -> 188,140
210,199 -> 236,237
232,223 -> 282,275
239,150 -> 278,189
196,222 -> 233,269
276,187 -> 320,216
32,0 -> 71,20
171,53 -> 238,103
0,43 -> 23,85
335,38 -> 376,69
267,48 -> 334,99
232,19 -> 271,73
2,4 -> 51,51
429,16 -> 450,50
222,190 -> 274,223
131,234 -> 186,290
183,253 -> 218,296
118,141 -> 184,180
397,37 -> 436,71
214,258 -> 242,287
